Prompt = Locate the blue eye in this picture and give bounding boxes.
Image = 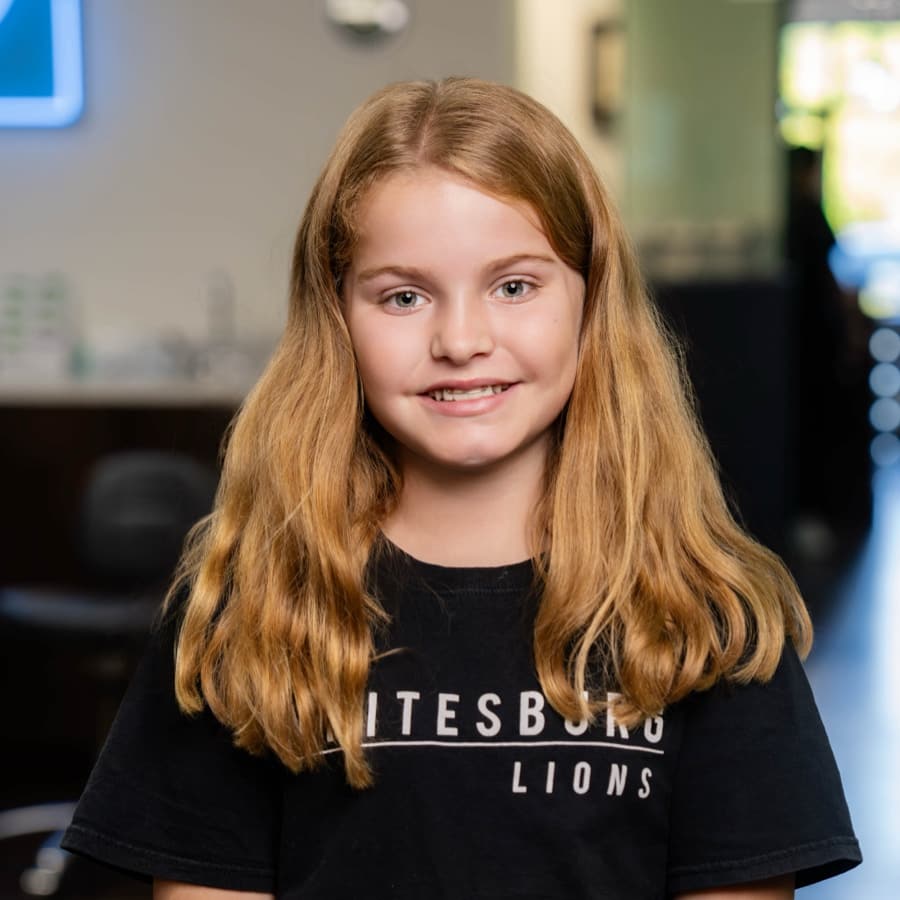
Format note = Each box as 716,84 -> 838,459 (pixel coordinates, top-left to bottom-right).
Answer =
497,280 -> 532,299
386,290 -> 423,309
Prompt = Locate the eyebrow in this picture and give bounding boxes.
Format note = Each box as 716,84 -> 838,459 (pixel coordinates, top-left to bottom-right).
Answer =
354,253 -> 558,284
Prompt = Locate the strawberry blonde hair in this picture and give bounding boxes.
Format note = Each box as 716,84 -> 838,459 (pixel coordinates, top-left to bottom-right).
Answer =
169,77 -> 811,788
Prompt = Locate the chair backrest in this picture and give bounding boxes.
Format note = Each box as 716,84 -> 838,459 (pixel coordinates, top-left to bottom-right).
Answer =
78,451 -> 218,588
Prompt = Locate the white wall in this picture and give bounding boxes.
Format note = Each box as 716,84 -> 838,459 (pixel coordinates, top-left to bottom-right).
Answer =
517,0 -> 783,279
0,0 -> 515,361
624,0 -> 782,238
515,0 -> 624,202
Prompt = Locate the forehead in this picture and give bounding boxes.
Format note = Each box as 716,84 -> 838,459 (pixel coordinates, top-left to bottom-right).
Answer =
350,167 -> 553,261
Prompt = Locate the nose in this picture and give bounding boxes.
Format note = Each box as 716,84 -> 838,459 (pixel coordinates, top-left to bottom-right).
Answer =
430,294 -> 495,364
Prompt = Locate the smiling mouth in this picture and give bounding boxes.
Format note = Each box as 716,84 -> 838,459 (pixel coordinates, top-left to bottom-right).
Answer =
425,385 -> 512,402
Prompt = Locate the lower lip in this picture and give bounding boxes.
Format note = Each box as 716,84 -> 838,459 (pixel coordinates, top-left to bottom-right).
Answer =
418,385 -> 516,416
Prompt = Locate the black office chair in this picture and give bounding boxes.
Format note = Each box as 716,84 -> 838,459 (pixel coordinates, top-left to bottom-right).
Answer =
0,450 -> 218,896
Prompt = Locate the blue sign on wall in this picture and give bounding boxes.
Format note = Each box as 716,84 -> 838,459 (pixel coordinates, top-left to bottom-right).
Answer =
0,0 -> 83,127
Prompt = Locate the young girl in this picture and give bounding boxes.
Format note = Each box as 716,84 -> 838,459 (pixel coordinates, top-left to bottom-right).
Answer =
63,78 -> 860,899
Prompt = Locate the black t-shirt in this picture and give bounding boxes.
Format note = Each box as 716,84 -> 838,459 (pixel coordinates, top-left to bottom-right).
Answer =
62,547 -> 861,898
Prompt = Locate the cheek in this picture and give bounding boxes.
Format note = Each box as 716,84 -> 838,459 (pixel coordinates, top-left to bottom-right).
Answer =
353,341 -> 389,397
346,310 -> 380,375
561,306 -> 585,385
556,350 -> 579,408
518,309 -> 581,379
548,320 -> 582,410
349,320 -> 413,402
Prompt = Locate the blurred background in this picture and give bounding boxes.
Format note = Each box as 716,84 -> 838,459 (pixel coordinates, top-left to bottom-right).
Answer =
0,0 -> 897,896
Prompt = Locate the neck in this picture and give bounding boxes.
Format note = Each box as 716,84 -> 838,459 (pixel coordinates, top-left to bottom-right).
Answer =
383,446 -> 547,567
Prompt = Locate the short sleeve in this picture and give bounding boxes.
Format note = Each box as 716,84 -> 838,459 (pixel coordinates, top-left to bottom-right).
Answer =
61,607 -> 282,893
666,643 -> 861,895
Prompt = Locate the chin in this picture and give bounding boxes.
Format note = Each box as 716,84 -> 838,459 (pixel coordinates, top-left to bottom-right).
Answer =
400,432 -> 546,476
426,444 -> 520,472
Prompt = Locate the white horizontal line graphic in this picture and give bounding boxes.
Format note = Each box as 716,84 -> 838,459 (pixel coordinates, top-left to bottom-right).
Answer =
321,739 -> 665,756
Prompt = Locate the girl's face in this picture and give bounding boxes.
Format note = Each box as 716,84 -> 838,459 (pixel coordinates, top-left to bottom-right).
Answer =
342,167 -> 584,478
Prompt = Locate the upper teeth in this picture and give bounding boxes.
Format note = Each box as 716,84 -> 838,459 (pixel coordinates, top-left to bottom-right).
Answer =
428,385 -> 509,401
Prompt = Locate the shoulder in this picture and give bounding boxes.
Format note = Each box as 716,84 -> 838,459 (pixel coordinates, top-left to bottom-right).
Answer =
61,581 -> 281,890
666,643 -> 861,893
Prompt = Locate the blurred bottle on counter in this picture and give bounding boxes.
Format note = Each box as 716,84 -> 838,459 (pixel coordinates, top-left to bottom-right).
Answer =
195,269 -> 257,388
0,271 -> 82,381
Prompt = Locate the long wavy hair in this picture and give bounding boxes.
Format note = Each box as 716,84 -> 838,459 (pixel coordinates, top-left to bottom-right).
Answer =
170,77 -> 812,789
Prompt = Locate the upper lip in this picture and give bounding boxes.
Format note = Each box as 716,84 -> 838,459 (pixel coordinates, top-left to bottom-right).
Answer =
420,379 -> 515,393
